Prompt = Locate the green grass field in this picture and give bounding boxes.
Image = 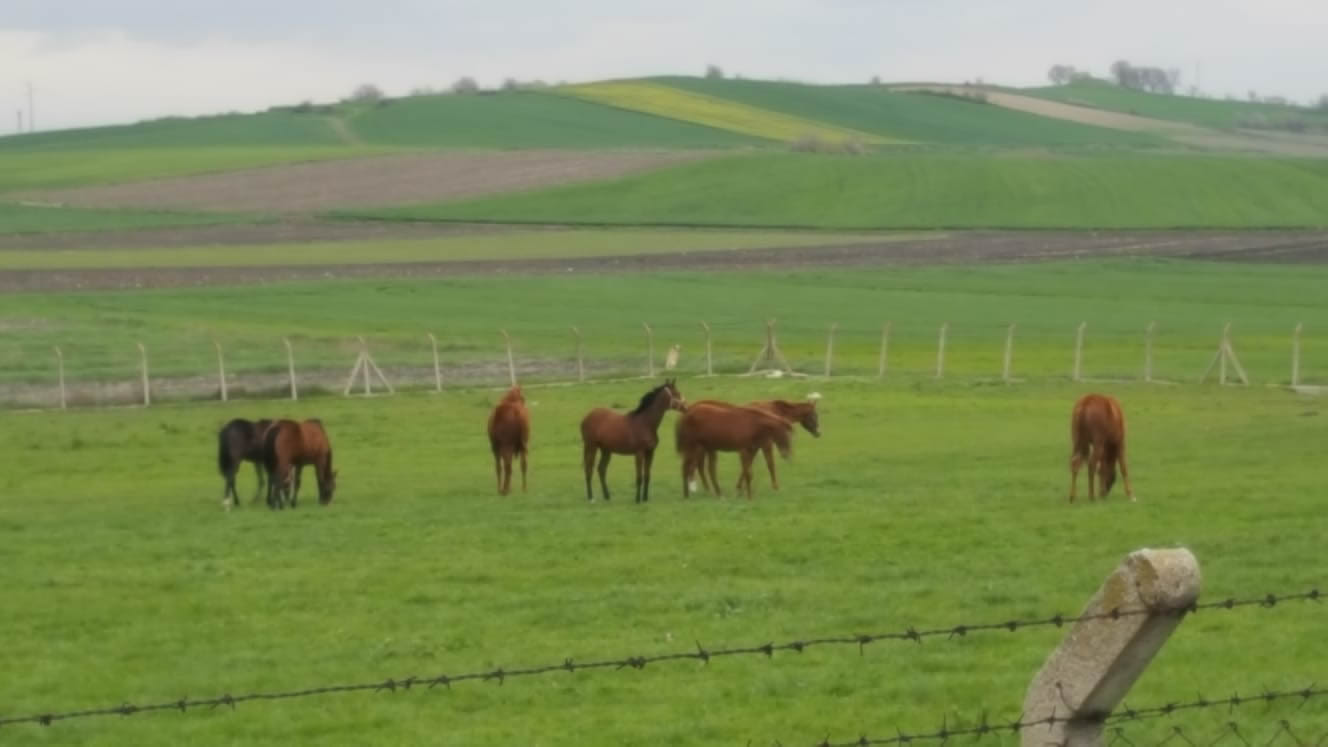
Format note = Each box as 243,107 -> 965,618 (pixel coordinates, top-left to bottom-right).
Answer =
0,370 -> 1324,746
359,153 -> 1328,229
2,259 -> 1325,399
1023,80 -> 1328,131
0,228 -> 903,269
657,77 -> 1166,147
0,147 -> 402,193
0,203 -> 258,235
0,112 -> 354,151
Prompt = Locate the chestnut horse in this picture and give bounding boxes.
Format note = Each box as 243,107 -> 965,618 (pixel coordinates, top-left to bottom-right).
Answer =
691,398 -> 820,493
676,401 -> 794,499
1069,393 -> 1136,503
217,417 -> 274,510
487,385 -> 531,495
580,378 -> 685,503
263,418 -> 337,509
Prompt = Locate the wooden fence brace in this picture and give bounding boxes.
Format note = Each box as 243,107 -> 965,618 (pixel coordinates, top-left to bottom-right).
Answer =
1072,321 -> 1086,382
1292,322 -> 1303,387
935,322 -> 948,379
358,337 -> 395,395
571,326 -> 585,382
700,321 -> 713,376
823,323 -> 838,378
359,337 -> 371,395
501,330 -> 516,386
1199,322 -> 1249,386
136,342 -> 150,407
214,340 -> 228,402
427,333 -> 442,392
1022,547 -> 1200,747
54,346 -> 67,410
878,322 -> 891,378
284,338 -> 298,401
1002,323 -> 1016,383
1144,321 -> 1156,383
1224,323 -> 1249,385
1219,323 -> 1229,385
643,323 -> 655,378
745,318 -> 796,376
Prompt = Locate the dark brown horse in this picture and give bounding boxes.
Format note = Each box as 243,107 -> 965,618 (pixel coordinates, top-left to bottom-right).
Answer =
217,417 -> 274,510
580,378 -> 685,503
263,418 -> 337,509
676,401 -> 794,500
487,385 -> 531,495
1069,393 -> 1136,503
690,398 -> 820,493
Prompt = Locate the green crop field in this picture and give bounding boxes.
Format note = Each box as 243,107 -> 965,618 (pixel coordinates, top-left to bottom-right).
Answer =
0,111 -> 354,152
1023,80 -> 1328,131
0,147 -> 401,193
0,202 -> 258,235
360,152 -> 1328,230
656,77 -> 1166,147
0,362 -> 1324,745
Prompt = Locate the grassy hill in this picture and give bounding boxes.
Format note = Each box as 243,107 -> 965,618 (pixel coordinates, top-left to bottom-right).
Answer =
654,77 -> 1166,147
359,153 -> 1328,230
1023,79 -> 1328,132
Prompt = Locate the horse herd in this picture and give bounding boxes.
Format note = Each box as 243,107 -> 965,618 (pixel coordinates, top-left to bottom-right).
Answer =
215,379 -> 1134,510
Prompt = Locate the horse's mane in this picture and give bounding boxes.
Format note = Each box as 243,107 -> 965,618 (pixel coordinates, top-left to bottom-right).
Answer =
630,384 -> 667,415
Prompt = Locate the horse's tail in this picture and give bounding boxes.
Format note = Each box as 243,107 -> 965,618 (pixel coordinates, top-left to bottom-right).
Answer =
771,420 -> 794,462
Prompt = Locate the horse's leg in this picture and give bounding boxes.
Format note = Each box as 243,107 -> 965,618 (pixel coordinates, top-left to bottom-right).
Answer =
291,465 -> 303,508
582,443 -> 596,501
494,449 -> 504,494
1068,448 -> 1085,503
252,460 -> 265,504
597,449 -> 612,502
519,448 -> 528,493
738,450 -> 755,500
1088,442 -> 1104,501
1117,441 -> 1136,502
642,448 -> 655,503
681,450 -> 692,498
706,450 -> 722,497
762,442 -> 778,490
502,451 -> 514,496
632,452 -> 644,503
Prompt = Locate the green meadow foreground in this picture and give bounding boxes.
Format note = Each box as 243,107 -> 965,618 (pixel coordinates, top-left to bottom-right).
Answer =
0,376 -> 1324,746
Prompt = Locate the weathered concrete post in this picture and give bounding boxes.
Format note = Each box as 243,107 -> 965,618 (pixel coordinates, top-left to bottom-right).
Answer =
1022,547 -> 1201,747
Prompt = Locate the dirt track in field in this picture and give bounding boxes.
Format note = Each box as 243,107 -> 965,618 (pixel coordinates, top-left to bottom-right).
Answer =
2,226 -> 1325,293
10,150 -> 715,214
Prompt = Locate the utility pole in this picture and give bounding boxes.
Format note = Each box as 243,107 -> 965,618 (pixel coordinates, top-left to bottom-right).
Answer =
15,110 -> 22,134
27,81 -> 34,132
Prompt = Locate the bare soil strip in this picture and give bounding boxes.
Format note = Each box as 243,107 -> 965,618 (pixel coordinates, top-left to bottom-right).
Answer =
3,230 -> 1324,293
11,150 -> 717,215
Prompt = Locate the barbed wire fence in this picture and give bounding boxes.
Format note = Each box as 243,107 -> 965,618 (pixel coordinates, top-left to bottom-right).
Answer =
0,318 -> 1321,411
0,580 -> 1320,742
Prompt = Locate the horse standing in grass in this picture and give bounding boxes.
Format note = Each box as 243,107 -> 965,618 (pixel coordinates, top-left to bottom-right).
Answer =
217,418 -> 274,510
487,385 -> 531,495
263,418 -> 337,509
580,378 -> 685,503
690,398 -> 820,494
1069,393 -> 1136,503
676,401 -> 795,500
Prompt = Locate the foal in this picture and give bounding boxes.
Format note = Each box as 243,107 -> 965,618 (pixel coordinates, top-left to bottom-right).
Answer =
1068,393 -> 1136,503
217,418 -> 273,510
487,385 -> 531,495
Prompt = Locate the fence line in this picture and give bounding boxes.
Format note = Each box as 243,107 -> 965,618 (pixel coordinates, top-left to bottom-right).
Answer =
0,588 -> 1316,731
2,320 -> 1322,411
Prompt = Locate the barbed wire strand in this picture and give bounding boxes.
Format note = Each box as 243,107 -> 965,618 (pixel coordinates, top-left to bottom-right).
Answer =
0,589 -> 1318,729
810,685 -> 1328,747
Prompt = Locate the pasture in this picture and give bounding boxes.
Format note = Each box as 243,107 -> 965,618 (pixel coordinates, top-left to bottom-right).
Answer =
358,153 -> 1328,229
1024,80 -> 1328,132
0,371 -> 1324,746
0,203 -> 257,235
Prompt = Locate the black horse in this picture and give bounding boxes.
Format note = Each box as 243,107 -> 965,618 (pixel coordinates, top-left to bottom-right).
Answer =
217,418 -> 273,509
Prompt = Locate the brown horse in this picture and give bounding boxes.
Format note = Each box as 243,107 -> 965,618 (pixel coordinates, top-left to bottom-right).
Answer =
1069,393 -> 1136,503
690,398 -> 820,493
580,378 -> 685,503
263,418 -> 337,509
676,401 -> 794,499
487,385 -> 531,495
217,417 -> 274,510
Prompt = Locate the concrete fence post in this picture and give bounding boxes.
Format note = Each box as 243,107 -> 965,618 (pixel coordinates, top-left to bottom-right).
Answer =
1143,322 -> 1156,383
501,329 -> 516,386
1292,322 -> 1302,388
878,322 -> 891,379
823,322 -> 838,378
54,346 -> 67,410
643,323 -> 655,378
214,340 -> 228,402
700,321 -> 713,376
1002,323 -> 1016,383
935,322 -> 948,379
571,326 -> 585,382
1073,322 -> 1087,382
283,338 -> 297,401
1022,547 -> 1201,747
427,333 -> 442,392
136,342 -> 150,407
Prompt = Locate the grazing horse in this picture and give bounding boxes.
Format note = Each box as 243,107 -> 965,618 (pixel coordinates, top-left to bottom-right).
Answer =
691,398 -> 820,493
676,401 -> 794,499
1069,393 -> 1136,503
487,385 -> 531,495
217,418 -> 274,510
263,418 -> 337,509
580,378 -> 685,503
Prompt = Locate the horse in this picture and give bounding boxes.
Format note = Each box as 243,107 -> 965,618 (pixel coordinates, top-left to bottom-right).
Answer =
689,398 -> 820,493
263,418 -> 337,509
217,418 -> 274,510
675,401 -> 794,500
579,378 -> 685,503
487,385 -> 531,495
1069,393 -> 1136,503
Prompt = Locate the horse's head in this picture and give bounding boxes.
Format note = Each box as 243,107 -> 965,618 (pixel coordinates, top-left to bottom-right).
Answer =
319,469 -> 338,505
1099,461 -> 1117,496
504,386 -> 525,404
801,401 -> 821,438
664,377 -> 686,412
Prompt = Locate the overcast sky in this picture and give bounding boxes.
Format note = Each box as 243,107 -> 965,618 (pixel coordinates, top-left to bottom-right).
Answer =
3,0 -> 1326,133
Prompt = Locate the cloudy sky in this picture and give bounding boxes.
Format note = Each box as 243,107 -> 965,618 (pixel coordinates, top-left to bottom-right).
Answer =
2,0 -> 1326,132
